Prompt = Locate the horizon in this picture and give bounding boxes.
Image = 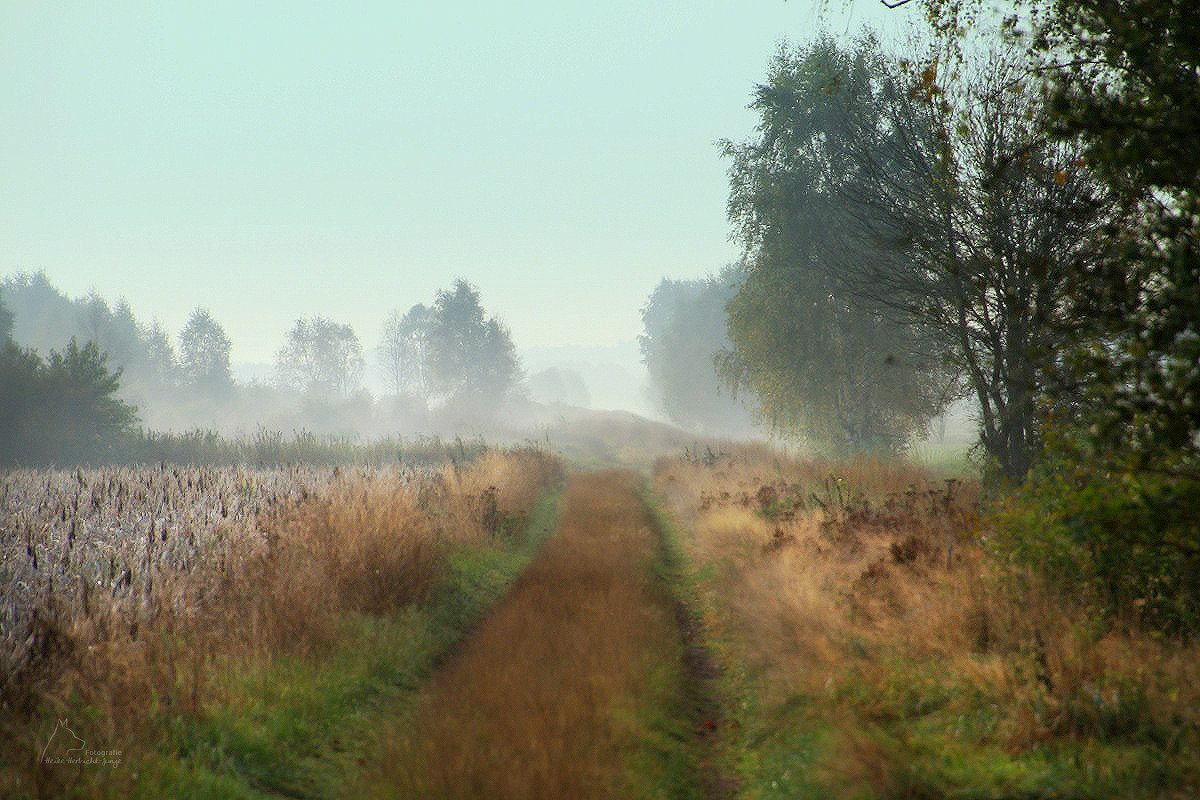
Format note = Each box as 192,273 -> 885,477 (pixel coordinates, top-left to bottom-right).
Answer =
1,1 -> 910,368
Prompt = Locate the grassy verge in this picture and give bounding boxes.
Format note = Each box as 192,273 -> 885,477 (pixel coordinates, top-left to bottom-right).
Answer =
650,443 -> 1200,799
634,485 -> 734,799
642,480 -> 833,800
86,489 -> 562,800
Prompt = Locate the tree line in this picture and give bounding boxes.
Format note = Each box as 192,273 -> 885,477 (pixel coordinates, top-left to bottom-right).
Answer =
0,275 -> 525,466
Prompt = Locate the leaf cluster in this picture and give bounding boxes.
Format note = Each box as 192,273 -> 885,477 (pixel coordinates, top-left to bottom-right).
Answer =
0,336 -> 138,467
1030,0 -> 1200,472
990,443 -> 1200,637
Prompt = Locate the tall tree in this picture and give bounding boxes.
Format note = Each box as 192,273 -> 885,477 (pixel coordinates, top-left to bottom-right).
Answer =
39,340 -> 139,462
843,50 -> 1110,477
426,280 -> 522,414
719,36 -> 953,454
378,303 -> 433,397
2,271 -> 81,355
275,316 -> 365,398
178,306 -> 233,394
139,318 -> 179,389
640,267 -> 755,434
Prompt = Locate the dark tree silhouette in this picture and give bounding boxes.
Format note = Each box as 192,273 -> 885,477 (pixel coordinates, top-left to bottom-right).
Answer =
426,280 -> 522,416
0,338 -> 137,466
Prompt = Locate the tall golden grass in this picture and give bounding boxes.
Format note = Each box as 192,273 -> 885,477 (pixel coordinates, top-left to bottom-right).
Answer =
655,443 -> 1200,793
0,446 -> 562,796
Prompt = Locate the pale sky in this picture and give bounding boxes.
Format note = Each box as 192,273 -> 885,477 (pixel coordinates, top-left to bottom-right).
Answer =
1,1 -> 911,364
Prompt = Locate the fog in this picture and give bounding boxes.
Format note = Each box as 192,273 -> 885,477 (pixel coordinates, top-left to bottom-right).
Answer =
0,3 -> 946,460
0,271 -> 731,448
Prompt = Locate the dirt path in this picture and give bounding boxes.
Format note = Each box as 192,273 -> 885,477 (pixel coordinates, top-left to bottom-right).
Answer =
355,469 -> 724,799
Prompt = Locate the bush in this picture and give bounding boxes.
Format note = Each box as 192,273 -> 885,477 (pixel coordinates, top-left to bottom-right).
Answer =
0,338 -> 138,467
991,457 -> 1200,638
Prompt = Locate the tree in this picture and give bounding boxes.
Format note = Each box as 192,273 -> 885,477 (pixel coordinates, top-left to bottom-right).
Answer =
2,271 -> 81,355
275,316 -> 365,398
0,342 -> 44,464
139,318 -> 179,389
640,267 -> 756,434
718,36 -> 954,454
378,303 -> 433,397
724,31 -> 1111,472
843,49 -> 1110,477
39,340 -> 139,462
178,306 -> 233,394
1031,0 -> 1200,472
0,338 -> 138,466
0,290 -> 12,344
426,279 -> 522,414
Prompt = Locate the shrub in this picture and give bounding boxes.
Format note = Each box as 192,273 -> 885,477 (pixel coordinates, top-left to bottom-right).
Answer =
990,458 -> 1200,638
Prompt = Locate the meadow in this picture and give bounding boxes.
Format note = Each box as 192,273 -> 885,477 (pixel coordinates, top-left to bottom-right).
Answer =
0,446 -> 563,798
4,431 -> 1198,798
653,443 -> 1200,798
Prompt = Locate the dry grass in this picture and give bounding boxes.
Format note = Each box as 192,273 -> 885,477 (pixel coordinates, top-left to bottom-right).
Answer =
0,446 -> 563,798
358,470 -> 683,800
654,443 -> 1200,795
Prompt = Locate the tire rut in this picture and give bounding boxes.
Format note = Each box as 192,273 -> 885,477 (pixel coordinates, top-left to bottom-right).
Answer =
356,470 -> 738,799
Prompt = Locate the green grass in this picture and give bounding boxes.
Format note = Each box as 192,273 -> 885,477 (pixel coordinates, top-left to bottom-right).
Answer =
63,489 -> 563,800
698,653 -> 1195,800
632,486 -> 737,799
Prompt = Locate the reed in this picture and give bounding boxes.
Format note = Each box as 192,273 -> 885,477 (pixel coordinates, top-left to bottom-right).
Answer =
0,446 -> 563,798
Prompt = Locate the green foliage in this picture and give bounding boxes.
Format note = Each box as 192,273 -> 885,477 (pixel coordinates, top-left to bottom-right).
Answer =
639,266 -> 755,434
0,338 -> 138,467
719,35 -> 953,455
1031,0 -> 1200,472
991,454 -> 1200,638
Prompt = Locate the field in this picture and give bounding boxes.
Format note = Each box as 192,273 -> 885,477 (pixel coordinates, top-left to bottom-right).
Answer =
1,447 -> 564,798
653,443 -> 1200,798
2,434 -> 1198,798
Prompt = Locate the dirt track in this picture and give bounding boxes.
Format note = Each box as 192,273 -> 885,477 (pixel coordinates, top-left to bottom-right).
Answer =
368,469 -> 713,799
